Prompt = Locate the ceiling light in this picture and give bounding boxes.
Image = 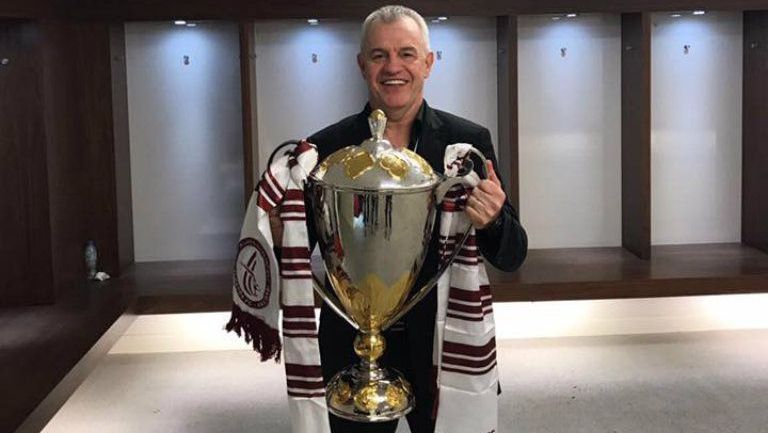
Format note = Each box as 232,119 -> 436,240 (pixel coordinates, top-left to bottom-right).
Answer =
670,13 -> 682,18
173,20 -> 187,26
437,16 -> 448,21
552,16 -> 562,21
307,18 -> 319,25
186,23 -> 197,27
566,13 -> 578,18
693,10 -> 706,15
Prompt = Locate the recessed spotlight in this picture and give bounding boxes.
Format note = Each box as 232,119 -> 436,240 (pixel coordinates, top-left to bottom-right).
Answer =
552,16 -> 562,21
670,13 -> 682,18
307,18 -> 319,25
437,16 -> 448,21
173,20 -> 187,26
693,10 -> 706,15
566,13 -> 578,18
431,19 -> 440,23
186,23 -> 197,27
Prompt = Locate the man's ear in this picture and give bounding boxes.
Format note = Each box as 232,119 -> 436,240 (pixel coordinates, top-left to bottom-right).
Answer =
424,51 -> 435,78
357,53 -> 367,79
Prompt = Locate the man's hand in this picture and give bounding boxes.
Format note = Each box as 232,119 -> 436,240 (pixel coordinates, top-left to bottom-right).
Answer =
465,160 -> 506,229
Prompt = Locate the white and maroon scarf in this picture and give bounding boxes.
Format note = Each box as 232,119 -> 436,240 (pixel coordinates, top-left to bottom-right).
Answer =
227,142 -> 498,433
433,143 -> 499,433
226,140 -> 331,433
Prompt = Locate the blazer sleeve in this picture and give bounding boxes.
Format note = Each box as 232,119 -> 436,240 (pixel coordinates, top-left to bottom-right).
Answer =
471,128 -> 528,272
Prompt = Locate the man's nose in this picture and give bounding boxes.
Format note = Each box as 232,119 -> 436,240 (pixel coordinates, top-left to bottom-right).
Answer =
382,55 -> 403,72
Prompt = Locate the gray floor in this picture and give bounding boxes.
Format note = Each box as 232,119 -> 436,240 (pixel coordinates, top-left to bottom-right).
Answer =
41,329 -> 768,433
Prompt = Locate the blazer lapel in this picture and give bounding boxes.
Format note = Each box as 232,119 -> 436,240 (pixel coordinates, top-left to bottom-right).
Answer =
418,102 -> 447,174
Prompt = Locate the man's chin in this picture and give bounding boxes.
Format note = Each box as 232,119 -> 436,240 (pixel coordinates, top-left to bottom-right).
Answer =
378,99 -> 414,115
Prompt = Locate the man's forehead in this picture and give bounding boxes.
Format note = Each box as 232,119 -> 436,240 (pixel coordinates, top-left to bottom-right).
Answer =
363,17 -> 426,51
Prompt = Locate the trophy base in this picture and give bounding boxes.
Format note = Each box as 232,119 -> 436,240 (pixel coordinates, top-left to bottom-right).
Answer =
326,363 -> 414,422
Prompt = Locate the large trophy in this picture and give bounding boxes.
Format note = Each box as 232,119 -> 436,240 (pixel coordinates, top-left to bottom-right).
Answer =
305,109 -> 486,422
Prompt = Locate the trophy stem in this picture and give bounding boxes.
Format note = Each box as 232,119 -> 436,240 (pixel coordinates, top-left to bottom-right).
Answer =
325,330 -> 415,422
354,331 -> 386,366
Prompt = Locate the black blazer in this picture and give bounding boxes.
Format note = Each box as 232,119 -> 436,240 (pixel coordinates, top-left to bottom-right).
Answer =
308,101 -> 528,273
307,101 -> 527,404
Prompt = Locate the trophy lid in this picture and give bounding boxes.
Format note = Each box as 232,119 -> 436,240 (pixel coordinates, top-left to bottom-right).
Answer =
311,110 -> 438,191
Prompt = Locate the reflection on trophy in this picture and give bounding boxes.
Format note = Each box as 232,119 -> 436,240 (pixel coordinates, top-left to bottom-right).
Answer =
305,109 -> 486,422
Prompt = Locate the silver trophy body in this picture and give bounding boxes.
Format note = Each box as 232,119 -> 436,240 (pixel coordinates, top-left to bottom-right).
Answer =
306,110 -> 485,422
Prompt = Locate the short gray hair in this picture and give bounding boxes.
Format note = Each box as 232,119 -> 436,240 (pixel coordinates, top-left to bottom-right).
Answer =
360,5 -> 431,52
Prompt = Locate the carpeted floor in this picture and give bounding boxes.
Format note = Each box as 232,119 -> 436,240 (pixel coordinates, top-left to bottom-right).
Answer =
40,324 -> 768,433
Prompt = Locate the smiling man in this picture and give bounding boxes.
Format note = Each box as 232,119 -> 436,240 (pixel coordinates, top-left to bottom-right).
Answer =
307,5 -> 527,433
357,12 -> 433,149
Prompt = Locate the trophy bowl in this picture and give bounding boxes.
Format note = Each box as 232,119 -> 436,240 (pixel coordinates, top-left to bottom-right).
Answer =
305,110 -> 485,422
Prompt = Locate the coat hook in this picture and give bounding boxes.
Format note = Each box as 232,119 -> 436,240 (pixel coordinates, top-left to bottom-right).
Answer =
683,45 -> 691,55
625,45 -> 634,51
436,50 -> 443,60
560,47 -> 567,57
312,53 -> 318,63
183,55 -> 190,65
750,41 -> 760,49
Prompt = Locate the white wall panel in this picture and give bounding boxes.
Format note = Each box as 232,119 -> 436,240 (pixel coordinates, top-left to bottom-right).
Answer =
253,20 -> 367,173
126,22 -> 244,262
518,15 -> 622,249
651,12 -> 742,245
425,17 -> 499,153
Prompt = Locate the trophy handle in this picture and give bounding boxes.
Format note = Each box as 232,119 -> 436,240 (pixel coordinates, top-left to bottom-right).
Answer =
311,267 -> 360,330
382,147 -> 489,330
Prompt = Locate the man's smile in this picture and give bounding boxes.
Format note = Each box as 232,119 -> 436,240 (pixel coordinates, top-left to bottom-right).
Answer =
380,79 -> 408,86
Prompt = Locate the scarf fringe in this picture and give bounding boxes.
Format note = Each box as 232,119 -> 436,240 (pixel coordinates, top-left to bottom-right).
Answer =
226,303 -> 282,362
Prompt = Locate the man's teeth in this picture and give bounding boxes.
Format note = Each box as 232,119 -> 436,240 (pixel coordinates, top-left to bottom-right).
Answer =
383,79 -> 406,85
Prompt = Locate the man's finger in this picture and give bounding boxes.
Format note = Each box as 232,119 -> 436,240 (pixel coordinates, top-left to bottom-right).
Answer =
464,205 -> 486,228
471,186 -> 493,203
485,160 -> 500,185
476,179 -> 501,194
467,193 -> 485,210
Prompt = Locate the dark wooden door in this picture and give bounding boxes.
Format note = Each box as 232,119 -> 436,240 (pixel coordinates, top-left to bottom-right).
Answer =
0,20 -> 53,306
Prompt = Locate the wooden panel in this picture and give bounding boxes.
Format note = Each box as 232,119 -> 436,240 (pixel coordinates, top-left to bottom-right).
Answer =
77,22 -> 121,278
488,244 -> 768,301
110,22 -> 134,271
41,20 -> 121,295
119,245 -> 768,313
0,21 -> 129,423
0,21 -> 54,306
0,0 -> 54,18
621,13 -> 651,259
63,0 -> 768,21
128,260 -> 233,297
0,279 -> 134,433
239,20 -> 256,201
6,0 -> 768,20
496,15 -> 519,211
743,11 -> 768,254
135,294 -> 231,314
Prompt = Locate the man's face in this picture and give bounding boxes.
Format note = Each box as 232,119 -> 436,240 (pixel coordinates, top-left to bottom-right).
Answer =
357,17 -> 434,117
